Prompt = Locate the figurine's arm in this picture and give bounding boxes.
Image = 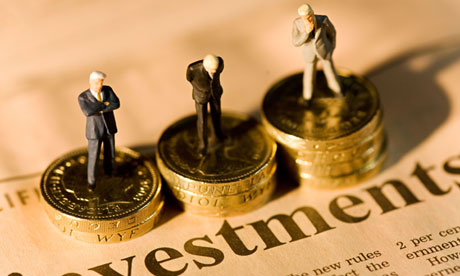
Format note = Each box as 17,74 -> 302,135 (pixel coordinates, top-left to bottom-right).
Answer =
292,19 -> 309,47
78,95 -> 105,117
217,57 -> 224,74
186,65 -> 194,82
322,16 -> 336,48
102,87 -> 120,113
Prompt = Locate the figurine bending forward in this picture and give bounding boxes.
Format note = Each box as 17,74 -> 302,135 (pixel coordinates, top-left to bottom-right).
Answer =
186,54 -> 224,156
78,71 -> 120,191
292,4 -> 342,102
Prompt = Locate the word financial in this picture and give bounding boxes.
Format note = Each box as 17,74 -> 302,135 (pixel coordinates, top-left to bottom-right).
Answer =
12,154 -> 460,276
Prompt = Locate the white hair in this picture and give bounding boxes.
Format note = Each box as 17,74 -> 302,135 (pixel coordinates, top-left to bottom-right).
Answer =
89,71 -> 107,81
298,4 -> 314,16
203,54 -> 219,71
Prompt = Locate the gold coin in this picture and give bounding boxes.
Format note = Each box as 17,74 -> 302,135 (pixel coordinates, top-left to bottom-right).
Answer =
285,123 -> 384,164
294,140 -> 382,177
292,128 -> 385,173
157,112 -> 277,216
264,110 -> 382,152
294,136 -> 388,189
157,112 -> 276,186
262,70 -> 382,151
51,200 -> 164,244
172,167 -> 277,217
161,155 -> 276,197
43,194 -> 164,233
262,70 -> 380,140
40,147 -> 163,234
158,155 -> 276,197
262,69 -> 386,188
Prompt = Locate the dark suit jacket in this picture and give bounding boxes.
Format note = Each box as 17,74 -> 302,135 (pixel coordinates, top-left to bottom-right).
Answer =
186,57 -> 224,104
78,86 -> 120,140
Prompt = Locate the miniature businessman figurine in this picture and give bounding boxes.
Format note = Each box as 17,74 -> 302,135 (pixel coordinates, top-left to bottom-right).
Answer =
186,54 -> 224,156
292,4 -> 342,103
78,71 -> 120,191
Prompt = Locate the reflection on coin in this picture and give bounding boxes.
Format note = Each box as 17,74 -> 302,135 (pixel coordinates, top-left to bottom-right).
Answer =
40,147 -> 163,241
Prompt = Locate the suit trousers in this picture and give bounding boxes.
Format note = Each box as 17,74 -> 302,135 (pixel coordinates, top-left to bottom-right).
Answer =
303,56 -> 341,100
195,97 -> 223,152
87,129 -> 115,185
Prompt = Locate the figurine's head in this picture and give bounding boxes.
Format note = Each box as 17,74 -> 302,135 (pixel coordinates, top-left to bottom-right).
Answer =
203,54 -> 219,76
298,4 -> 316,33
89,71 -> 106,93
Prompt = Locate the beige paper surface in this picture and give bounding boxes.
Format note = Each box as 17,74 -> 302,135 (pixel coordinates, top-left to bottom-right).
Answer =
1,1 -> 460,275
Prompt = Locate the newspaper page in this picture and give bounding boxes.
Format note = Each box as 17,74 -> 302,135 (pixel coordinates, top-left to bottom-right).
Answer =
1,0 -> 460,275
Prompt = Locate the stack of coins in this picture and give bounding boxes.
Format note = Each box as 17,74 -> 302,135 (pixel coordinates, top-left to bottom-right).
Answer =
261,70 -> 387,188
40,147 -> 164,243
156,112 -> 277,217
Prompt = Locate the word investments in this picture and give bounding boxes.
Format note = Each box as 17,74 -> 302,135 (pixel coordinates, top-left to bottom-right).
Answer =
9,153 -> 460,276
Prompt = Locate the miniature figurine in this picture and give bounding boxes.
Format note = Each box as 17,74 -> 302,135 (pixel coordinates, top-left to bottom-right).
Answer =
78,71 -> 120,191
292,3 -> 342,103
157,55 -> 277,216
186,54 -> 224,155
262,4 -> 386,188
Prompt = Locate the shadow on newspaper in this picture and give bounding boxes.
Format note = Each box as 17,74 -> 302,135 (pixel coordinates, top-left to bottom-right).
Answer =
367,38 -> 460,168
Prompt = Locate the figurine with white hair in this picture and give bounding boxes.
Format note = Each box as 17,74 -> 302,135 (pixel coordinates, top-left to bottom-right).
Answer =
292,3 -> 342,103
186,54 -> 224,156
78,71 -> 120,191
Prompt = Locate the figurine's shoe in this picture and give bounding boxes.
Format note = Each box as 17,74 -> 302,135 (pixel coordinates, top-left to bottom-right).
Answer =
329,84 -> 344,98
297,98 -> 311,108
197,143 -> 208,157
88,183 -> 96,192
213,129 -> 226,141
198,148 -> 207,157
333,91 -> 345,98
104,167 -> 117,176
